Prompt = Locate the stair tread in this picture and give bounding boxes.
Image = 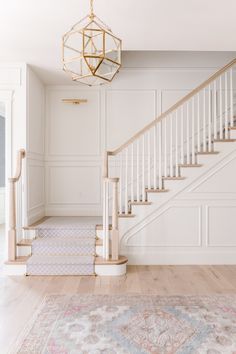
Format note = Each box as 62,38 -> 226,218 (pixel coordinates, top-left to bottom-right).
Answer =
118,213 -> 135,218
214,139 -> 236,142
179,164 -> 202,167
24,216 -> 103,230
17,239 -> 33,246
145,188 -> 169,193
163,176 -> 185,180
129,201 -> 152,205
95,256 -> 128,265
5,256 -> 30,265
196,151 -> 219,155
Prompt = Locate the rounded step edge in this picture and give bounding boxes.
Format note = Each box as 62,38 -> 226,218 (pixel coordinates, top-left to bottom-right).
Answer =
95,256 -> 128,276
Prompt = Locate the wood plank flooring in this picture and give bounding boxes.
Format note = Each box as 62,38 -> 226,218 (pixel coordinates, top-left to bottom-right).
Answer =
0,265 -> 236,353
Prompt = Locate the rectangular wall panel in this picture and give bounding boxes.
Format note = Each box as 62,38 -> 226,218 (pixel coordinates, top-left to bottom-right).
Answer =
126,206 -> 201,247
48,166 -> 101,205
207,206 -> 236,246
106,90 -> 156,151
27,164 -> 45,211
47,90 -> 101,156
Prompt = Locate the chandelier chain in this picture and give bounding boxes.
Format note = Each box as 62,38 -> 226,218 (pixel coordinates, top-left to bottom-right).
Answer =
90,0 -> 94,16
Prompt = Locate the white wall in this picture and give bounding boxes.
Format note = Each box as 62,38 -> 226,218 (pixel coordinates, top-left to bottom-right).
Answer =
0,63 -> 27,236
0,188 -> 5,224
120,145 -> 236,264
26,67 -> 45,224
45,51 -> 236,216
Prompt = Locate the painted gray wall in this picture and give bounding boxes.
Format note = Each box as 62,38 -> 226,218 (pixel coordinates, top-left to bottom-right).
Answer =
0,115 -> 5,187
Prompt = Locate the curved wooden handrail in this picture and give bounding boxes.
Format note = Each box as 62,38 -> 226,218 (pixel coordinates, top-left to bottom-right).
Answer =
8,148 -> 26,261
9,149 -> 26,183
110,58 -> 236,156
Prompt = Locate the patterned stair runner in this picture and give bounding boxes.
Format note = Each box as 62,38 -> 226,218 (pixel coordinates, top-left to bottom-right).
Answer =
26,217 -> 100,276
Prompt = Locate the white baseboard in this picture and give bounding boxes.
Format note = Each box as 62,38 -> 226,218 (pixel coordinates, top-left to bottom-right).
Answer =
27,207 -> 45,226
125,251 -> 236,265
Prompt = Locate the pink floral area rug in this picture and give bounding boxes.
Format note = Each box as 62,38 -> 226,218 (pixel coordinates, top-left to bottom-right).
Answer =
12,294 -> 236,354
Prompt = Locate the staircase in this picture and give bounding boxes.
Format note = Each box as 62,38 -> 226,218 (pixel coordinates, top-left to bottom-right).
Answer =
5,58 -> 236,275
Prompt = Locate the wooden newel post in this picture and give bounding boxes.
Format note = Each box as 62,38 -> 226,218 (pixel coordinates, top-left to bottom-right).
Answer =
8,178 -> 16,261
103,151 -> 112,178
111,178 -> 119,261
7,149 -> 26,262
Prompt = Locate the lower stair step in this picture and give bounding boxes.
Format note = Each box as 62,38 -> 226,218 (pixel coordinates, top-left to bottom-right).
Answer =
26,255 -> 95,275
32,237 -> 95,256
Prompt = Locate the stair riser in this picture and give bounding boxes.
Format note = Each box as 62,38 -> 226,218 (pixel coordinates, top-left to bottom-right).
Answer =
32,244 -> 95,256
26,264 -> 95,276
4,263 -> 127,276
25,228 -> 102,240
37,229 -> 96,238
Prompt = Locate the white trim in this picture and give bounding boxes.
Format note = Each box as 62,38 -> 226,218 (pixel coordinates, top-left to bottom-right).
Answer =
0,91 -> 13,257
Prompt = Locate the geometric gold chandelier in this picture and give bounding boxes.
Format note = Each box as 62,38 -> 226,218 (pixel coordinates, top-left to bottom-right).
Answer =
62,0 -> 122,86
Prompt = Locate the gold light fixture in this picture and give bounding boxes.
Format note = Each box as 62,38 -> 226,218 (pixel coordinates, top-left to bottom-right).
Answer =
62,0 -> 122,86
62,99 -> 88,105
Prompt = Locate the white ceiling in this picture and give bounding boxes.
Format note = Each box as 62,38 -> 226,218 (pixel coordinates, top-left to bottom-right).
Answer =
0,0 -> 236,84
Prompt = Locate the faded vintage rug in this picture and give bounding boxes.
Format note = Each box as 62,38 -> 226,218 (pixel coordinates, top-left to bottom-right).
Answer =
12,294 -> 236,353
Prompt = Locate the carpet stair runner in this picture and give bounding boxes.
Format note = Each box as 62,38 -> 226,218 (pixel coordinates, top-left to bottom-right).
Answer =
26,217 -> 97,276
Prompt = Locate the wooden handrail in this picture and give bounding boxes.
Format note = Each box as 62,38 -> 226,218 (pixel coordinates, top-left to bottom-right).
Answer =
9,149 -> 26,183
8,149 -> 26,261
110,58 -> 236,156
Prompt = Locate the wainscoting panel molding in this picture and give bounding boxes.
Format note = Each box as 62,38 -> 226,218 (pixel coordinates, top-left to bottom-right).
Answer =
42,64 -> 236,263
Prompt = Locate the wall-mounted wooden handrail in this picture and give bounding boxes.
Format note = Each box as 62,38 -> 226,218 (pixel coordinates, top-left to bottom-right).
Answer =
110,58 -> 236,156
8,149 -> 26,261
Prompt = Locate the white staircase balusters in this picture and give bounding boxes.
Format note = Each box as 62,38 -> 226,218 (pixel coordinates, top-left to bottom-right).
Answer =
125,148 -> 128,214
153,125 -> 157,189
219,76 -> 223,139
208,86 -> 212,152
197,93 -> 200,152
181,105 -> 184,163
158,122 -> 162,189
142,135 -> 145,201
136,139 -> 140,201
147,131 -> 151,190
203,89 -> 207,152
170,114 -> 173,177
186,103 -> 190,162
164,118 -> 167,177
175,111 -> 179,176
119,152 -> 123,214
225,72 -> 229,139
213,81 -> 217,140
131,143 -> 134,202
191,98 -> 195,163
230,68 -> 233,127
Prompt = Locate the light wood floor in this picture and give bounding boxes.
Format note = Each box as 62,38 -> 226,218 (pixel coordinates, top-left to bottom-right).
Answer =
1,265 -> 236,353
